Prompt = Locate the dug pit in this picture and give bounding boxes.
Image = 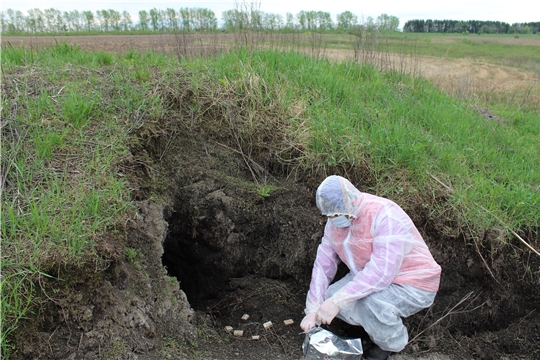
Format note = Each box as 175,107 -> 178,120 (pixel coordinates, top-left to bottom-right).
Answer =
137,124 -> 539,359
151,134 -> 327,359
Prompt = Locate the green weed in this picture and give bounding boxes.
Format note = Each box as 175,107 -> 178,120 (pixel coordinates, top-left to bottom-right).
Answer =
34,129 -> 66,159
256,184 -> 276,197
61,92 -> 96,128
125,247 -> 142,263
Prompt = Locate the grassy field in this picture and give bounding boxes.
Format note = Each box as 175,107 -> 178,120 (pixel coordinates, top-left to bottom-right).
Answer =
318,32 -> 540,72
393,34 -> 540,71
1,37 -> 539,357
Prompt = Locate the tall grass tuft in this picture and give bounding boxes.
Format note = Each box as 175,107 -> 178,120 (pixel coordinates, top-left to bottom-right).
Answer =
0,43 -> 170,356
182,50 -> 539,235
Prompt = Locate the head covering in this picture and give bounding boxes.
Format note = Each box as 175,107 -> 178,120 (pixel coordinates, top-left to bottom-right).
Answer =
315,175 -> 362,218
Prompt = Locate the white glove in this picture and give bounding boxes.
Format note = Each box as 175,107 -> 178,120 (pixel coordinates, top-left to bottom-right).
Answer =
300,312 -> 319,332
315,298 -> 340,325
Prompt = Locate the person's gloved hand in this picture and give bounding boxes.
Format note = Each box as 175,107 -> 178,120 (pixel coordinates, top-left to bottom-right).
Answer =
315,298 -> 340,325
300,312 -> 318,332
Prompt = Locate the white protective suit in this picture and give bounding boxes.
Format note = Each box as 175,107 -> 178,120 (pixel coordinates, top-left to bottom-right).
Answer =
306,175 -> 441,352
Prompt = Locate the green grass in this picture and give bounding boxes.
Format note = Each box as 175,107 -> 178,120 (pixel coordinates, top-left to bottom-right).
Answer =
380,33 -> 540,72
0,42 -> 173,356
1,41 -> 539,358
182,49 -> 539,231
275,32 -> 540,73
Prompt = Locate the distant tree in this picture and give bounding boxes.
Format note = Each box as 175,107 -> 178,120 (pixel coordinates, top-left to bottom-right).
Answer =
26,8 -> 41,32
196,8 -> 217,31
363,16 -> 376,31
250,10 -> 264,31
61,10 -> 71,31
99,10 -> 112,32
120,11 -> 132,31
317,11 -> 333,30
5,9 -> 19,32
337,11 -> 358,31
297,10 -> 307,30
149,8 -> 161,32
12,9 -> 25,32
44,8 -> 63,32
108,9 -> 121,31
179,8 -> 192,31
403,18 -> 515,34
221,9 -> 236,31
222,9 -> 248,31
297,10 -> 332,31
72,10 -> 84,31
165,8 -> 178,31
0,11 -> 8,32
285,12 -> 295,30
263,12 -> 283,31
82,11 -> 94,32
376,13 -> 399,32
95,10 -> 104,31
297,10 -> 321,31
424,19 -> 433,32
518,25 -> 532,34
403,19 -> 424,32
138,10 -> 149,31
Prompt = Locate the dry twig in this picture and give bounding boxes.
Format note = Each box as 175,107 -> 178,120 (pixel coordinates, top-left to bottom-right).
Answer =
408,291 -> 485,345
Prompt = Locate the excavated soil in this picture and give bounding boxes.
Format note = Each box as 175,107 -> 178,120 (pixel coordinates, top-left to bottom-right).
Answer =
4,35 -> 540,360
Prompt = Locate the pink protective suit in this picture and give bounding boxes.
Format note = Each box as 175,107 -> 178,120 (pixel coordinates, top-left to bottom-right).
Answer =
305,176 -> 441,351
306,175 -> 441,312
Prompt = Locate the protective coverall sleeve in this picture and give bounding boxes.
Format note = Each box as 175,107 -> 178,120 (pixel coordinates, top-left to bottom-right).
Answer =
305,237 -> 341,314
331,204 -> 416,308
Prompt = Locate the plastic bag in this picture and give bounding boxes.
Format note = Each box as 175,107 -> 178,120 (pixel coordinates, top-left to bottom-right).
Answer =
302,326 -> 363,359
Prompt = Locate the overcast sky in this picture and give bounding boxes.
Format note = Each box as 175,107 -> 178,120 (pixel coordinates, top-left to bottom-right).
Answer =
2,0 -> 538,28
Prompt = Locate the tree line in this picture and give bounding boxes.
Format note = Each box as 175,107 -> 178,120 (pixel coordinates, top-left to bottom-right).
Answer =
0,7 -> 400,34
403,19 -> 540,34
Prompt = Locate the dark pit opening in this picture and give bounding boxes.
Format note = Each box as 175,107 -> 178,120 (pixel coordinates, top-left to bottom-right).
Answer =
159,178 -> 326,312
161,209 -> 232,306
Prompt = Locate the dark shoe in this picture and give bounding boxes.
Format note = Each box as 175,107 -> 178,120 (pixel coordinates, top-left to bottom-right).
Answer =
363,344 -> 392,360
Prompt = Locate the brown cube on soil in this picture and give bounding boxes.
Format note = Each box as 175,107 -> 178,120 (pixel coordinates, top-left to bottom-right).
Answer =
252,335 -> 260,340
224,326 -> 233,333
241,314 -> 250,321
283,319 -> 294,326
233,330 -> 244,337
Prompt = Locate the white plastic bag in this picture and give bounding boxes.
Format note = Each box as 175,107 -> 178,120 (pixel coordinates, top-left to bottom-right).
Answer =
302,326 -> 363,360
